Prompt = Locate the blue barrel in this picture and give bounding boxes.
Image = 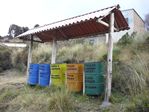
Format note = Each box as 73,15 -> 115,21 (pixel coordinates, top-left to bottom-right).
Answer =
27,64 -> 39,85
39,64 -> 50,87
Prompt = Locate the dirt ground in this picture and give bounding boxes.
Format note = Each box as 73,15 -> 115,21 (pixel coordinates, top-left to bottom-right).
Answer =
0,70 -> 26,88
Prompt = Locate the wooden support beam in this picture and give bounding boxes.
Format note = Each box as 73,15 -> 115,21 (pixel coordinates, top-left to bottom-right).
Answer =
101,13 -> 114,107
21,38 -> 43,43
97,19 -> 109,27
51,38 -> 57,64
97,19 -> 118,31
26,35 -> 33,77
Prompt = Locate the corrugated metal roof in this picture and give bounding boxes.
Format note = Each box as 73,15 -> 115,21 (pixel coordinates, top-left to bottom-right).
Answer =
17,5 -> 129,42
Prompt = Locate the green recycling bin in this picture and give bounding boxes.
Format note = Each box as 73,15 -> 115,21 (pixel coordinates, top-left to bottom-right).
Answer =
84,62 -> 105,95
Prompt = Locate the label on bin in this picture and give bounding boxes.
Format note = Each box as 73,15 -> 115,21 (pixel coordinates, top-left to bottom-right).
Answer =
85,80 -> 95,83
67,68 -> 79,73
67,64 -> 83,73
51,74 -> 60,79
86,86 -> 97,89
51,68 -> 60,70
67,73 -> 83,81
51,65 -> 59,67
67,74 -> 75,80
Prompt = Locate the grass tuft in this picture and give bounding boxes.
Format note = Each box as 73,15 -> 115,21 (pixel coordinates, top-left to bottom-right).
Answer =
48,88 -> 75,112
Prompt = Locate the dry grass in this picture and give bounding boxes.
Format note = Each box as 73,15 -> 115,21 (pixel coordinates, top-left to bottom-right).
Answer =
32,41 -> 107,63
57,43 -> 107,63
48,89 -> 74,112
129,53 -> 149,86
113,62 -> 147,96
0,85 -> 75,112
112,47 -> 149,96
112,33 -> 149,96
0,70 -> 102,112
0,73 -> 75,112
32,43 -> 52,63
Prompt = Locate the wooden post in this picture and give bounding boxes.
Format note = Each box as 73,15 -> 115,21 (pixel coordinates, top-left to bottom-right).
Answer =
83,71 -> 85,95
101,13 -> 114,107
27,35 -> 33,77
51,38 -> 57,64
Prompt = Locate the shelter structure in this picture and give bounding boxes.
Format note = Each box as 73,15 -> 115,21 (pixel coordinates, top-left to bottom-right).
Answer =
17,5 -> 129,107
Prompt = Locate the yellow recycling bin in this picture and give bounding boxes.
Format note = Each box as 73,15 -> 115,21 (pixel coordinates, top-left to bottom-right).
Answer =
51,64 -> 67,86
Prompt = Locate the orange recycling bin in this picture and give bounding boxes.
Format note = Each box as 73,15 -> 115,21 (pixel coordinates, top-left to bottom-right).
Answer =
67,81 -> 83,92
66,64 -> 83,92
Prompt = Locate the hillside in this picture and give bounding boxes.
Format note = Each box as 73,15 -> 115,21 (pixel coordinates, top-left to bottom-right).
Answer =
0,32 -> 149,112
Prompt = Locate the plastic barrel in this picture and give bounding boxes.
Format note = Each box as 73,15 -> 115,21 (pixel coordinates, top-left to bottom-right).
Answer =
27,64 -> 39,85
67,81 -> 83,92
51,64 -> 66,86
67,64 -> 84,74
67,73 -> 83,81
66,64 -> 83,92
85,83 -> 104,95
39,64 -> 50,87
85,74 -> 104,83
84,62 -> 105,95
84,62 -> 104,74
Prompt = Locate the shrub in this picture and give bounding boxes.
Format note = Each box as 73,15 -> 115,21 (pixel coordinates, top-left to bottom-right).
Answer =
57,43 -> 107,63
11,48 -> 28,72
0,47 -> 12,72
113,33 -> 149,96
126,91 -> 149,112
112,61 -> 147,96
48,89 -> 75,112
103,91 -> 149,112
32,43 -> 52,63
117,32 -> 135,47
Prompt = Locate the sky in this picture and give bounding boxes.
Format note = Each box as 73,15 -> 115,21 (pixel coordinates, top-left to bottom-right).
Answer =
0,0 -> 149,36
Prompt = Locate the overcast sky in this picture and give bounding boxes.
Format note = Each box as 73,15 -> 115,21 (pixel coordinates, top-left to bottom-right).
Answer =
0,0 -> 148,36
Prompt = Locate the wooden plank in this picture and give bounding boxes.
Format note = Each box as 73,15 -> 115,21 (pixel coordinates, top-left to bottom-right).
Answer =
51,38 -> 57,64
101,13 -> 114,107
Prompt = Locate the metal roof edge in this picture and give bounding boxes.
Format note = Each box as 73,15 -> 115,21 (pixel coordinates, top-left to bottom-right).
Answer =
16,4 -> 120,38
26,5 -> 119,31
